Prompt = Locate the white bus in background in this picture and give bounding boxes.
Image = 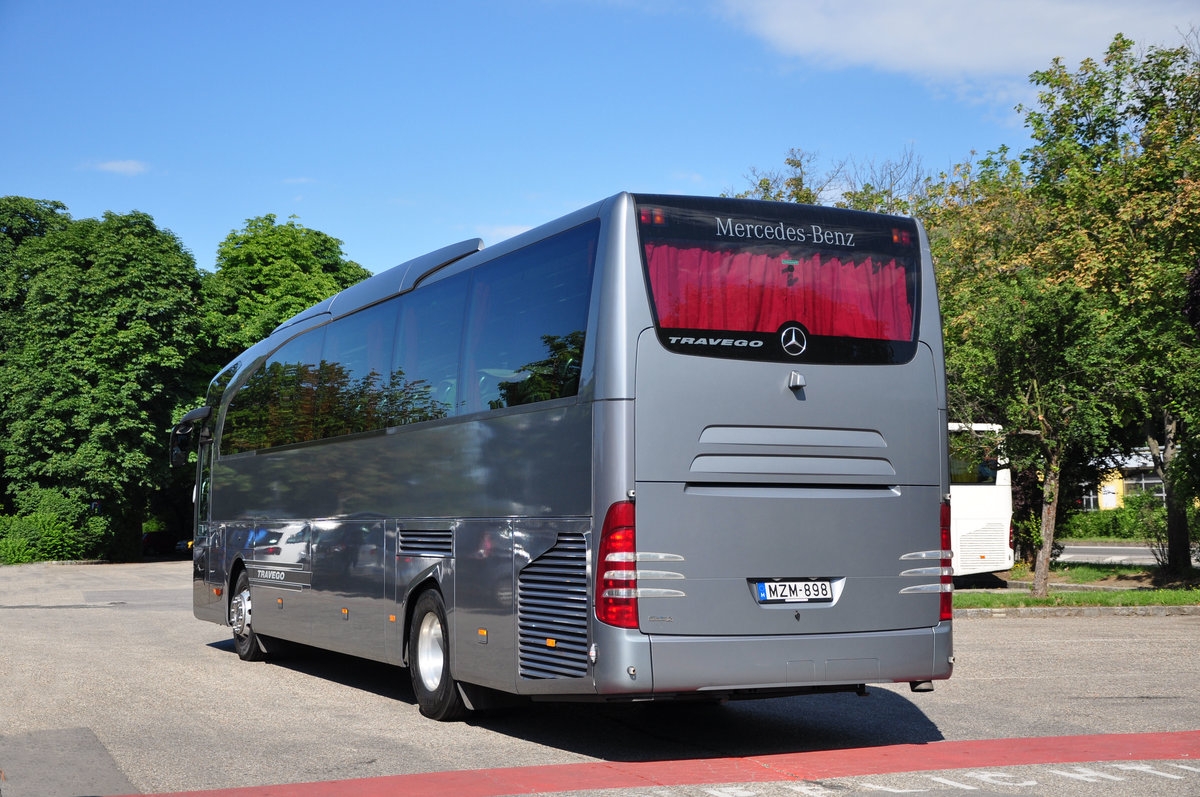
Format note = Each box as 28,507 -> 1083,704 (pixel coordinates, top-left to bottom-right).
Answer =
948,423 -> 1014,577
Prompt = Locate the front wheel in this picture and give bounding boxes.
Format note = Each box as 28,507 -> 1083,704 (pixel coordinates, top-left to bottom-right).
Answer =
229,570 -> 268,662
408,589 -> 467,721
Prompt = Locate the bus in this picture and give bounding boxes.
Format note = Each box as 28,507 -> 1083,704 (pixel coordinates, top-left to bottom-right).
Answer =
948,423 -> 1014,577
170,193 -> 953,720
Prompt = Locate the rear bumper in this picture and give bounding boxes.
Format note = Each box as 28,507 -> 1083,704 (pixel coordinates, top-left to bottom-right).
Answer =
642,622 -> 952,693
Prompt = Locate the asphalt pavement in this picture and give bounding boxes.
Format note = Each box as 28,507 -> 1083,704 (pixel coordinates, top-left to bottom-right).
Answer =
1,560 -> 1197,797
1057,543 -> 1161,565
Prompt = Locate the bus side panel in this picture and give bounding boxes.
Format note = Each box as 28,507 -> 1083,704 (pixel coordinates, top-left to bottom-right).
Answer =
307,517 -> 389,660
208,402 -> 591,668
452,518 -> 516,691
192,522 -> 224,624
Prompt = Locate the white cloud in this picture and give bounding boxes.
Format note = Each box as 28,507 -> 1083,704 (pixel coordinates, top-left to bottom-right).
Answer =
719,0 -> 1196,81
94,159 -> 149,176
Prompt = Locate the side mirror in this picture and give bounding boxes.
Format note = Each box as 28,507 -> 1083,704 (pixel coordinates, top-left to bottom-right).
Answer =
170,406 -> 212,466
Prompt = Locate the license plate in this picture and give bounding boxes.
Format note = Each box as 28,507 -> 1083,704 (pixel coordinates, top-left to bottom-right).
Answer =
756,579 -> 833,603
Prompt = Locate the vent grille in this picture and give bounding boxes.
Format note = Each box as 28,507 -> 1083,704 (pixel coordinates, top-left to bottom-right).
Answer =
959,525 -> 1006,558
399,528 -> 452,557
518,532 -> 589,679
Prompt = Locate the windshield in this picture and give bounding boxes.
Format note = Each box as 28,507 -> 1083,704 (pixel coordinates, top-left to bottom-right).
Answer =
635,195 -> 921,364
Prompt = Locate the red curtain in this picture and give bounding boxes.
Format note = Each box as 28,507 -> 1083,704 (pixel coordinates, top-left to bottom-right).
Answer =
645,244 -> 913,341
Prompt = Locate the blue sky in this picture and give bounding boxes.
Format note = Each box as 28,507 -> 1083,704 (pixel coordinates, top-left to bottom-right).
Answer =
2,0 -> 1196,274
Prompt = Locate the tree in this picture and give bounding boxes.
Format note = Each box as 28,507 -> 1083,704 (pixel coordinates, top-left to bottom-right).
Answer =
925,148 -> 1140,595
1020,33 -> 1200,575
201,214 -> 371,369
834,143 -> 930,215
0,208 -> 202,556
731,145 -> 929,214
0,197 -> 74,511
728,147 -> 843,205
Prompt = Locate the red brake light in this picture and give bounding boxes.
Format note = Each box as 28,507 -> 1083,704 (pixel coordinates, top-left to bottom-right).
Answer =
940,500 -> 953,621
639,208 -> 666,225
595,501 -> 638,629
892,228 -> 912,246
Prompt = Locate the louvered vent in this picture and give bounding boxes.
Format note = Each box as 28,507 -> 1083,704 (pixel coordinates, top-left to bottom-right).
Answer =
518,532 -> 589,679
960,525 -> 1006,558
399,528 -> 453,557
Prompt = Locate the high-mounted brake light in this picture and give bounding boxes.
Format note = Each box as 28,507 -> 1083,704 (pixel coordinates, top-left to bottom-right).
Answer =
639,208 -> 666,226
892,228 -> 912,246
595,501 -> 638,629
940,501 -> 953,621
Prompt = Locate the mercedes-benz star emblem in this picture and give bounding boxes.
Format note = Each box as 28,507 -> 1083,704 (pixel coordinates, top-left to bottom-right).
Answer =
780,325 -> 807,357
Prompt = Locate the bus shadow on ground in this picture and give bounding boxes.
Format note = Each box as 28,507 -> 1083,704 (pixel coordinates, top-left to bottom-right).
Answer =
209,638 -> 943,761
208,638 -> 417,702
471,690 -> 945,762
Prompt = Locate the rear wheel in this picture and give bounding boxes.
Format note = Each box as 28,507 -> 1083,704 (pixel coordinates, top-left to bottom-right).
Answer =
229,570 -> 268,662
408,589 -> 467,721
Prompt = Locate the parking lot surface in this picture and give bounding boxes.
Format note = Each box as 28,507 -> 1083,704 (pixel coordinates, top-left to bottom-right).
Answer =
1,561 -> 1197,796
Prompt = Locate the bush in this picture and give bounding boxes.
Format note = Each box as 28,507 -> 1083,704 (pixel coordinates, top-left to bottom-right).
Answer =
1058,492 -> 1165,540
0,533 -> 37,564
0,488 -> 113,564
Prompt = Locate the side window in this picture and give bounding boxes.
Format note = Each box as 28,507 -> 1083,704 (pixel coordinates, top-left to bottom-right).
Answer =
392,274 -> 468,424
461,222 -> 597,413
316,301 -> 397,439
220,327 -> 326,455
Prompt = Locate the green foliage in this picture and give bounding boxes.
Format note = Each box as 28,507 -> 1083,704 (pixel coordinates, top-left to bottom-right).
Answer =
495,331 -> 584,409
954,587 -> 1200,610
1018,33 -> 1200,575
0,209 -> 202,555
1060,492 -> 1167,540
0,513 -> 83,563
142,515 -> 168,535
0,487 -> 113,563
201,214 -> 370,368
0,198 -> 377,561
728,148 -> 826,205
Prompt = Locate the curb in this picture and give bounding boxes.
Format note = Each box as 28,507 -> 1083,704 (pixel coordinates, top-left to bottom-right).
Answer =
955,604 -> 1200,619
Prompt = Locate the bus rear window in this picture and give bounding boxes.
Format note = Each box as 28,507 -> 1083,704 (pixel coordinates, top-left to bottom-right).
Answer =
635,195 -> 921,364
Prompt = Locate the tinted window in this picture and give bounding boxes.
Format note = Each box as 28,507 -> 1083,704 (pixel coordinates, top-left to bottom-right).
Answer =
461,221 -> 597,413
636,195 -> 920,365
316,301 -> 397,438
392,274 -> 468,424
220,327 -> 326,455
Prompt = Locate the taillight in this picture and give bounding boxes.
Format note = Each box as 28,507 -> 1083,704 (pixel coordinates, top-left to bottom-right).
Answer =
595,501 -> 637,629
639,207 -> 666,225
940,500 -> 953,621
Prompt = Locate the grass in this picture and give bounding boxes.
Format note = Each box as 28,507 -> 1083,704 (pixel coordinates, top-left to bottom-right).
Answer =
1051,562 -> 1149,583
954,587 -> 1200,610
954,560 -> 1200,609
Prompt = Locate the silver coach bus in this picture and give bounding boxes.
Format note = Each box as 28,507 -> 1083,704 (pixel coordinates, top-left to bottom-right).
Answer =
170,193 -> 953,720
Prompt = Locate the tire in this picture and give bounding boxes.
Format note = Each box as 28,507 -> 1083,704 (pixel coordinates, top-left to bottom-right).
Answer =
408,589 -> 467,721
229,570 -> 268,662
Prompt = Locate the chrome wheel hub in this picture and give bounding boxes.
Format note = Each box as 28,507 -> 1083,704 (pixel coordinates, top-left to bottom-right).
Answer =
230,588 -> 251,636
416,612 -> 445,692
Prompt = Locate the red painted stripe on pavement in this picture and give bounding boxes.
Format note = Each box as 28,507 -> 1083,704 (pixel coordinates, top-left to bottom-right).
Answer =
136,729 -> 1200,797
